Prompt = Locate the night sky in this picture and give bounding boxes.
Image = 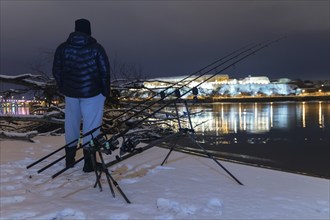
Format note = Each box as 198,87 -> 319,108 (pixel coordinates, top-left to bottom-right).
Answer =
1,1 -> 329,81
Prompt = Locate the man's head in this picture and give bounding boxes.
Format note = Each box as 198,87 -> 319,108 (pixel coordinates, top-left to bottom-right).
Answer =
75,18 -> 91,35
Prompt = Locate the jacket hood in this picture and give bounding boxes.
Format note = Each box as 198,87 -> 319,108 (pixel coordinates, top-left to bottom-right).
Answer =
66,32 -> 97,48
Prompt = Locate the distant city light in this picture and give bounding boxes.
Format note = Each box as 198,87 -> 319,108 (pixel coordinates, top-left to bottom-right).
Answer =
143,74 -> 330,98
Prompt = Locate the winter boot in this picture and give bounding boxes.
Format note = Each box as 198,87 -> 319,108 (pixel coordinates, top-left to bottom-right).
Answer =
65,146 -> 76,168
83,149 -> 103,173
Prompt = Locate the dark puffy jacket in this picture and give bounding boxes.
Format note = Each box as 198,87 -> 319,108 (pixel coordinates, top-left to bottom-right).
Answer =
52,32 -> 110,98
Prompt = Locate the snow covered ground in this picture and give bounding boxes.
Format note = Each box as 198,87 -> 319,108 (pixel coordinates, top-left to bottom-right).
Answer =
0,135 -> 329,220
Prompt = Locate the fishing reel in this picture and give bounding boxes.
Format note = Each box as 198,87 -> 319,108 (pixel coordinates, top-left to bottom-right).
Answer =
89,134 -> 119,155
192,87 -> 199,102
120,136 -> 141,156
174,87 -> 198,99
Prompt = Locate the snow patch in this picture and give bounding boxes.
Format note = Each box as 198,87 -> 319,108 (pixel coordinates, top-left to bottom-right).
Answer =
156,198 -> 197,218
108,213 -> 130,220
148,165 -> 176,175
0,137 -> 329,219
0,195 -> 26,204
5,211 -> 38,220
35,208 -> 85,220
120,178 -> 140,184
203,198 -> 223,214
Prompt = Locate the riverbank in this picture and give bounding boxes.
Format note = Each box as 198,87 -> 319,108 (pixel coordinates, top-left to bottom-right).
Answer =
159,139 -> 330,179
1,136 -> 329,219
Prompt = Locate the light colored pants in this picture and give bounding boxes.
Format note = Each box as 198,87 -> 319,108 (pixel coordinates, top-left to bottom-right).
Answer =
65,94 -> 105,148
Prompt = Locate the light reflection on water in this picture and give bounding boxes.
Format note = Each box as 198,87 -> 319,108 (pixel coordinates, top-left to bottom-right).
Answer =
2,101 -> 329,136
0,105 -> 30,115
173,101 -> 329,137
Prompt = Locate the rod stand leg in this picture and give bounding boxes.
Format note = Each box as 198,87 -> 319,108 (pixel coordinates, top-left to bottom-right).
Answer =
91,150 -> 131,204
186,133 -> 243,186
159,101 -> 243,186
161,137 -> 180,166
87,148 -> 103,192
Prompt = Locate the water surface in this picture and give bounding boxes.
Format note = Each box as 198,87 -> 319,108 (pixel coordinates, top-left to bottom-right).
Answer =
167,101 -> 330,178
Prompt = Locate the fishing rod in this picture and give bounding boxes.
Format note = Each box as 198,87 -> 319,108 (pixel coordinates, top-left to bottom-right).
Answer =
109,37 -> 282,143
26,41 -> 257,170
101,37 -> 284,165
50,37 -> 283,178
34,42 -> 257,174
100,40 -> 268,133
36,39 -> 278,176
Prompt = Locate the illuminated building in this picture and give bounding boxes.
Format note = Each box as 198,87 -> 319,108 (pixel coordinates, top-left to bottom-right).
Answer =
238,75 -> 270,85
144,74 -> 229,90
143,74 -> 298,97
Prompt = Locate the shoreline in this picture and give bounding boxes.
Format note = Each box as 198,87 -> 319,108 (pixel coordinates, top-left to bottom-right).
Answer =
124,94 -> 330,104
158,143 -> 330,180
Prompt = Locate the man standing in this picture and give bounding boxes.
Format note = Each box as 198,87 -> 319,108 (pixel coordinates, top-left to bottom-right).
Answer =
52,18 -> 110,172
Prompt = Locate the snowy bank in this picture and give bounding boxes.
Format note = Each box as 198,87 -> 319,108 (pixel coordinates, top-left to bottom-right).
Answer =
0,136 -> 329,219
